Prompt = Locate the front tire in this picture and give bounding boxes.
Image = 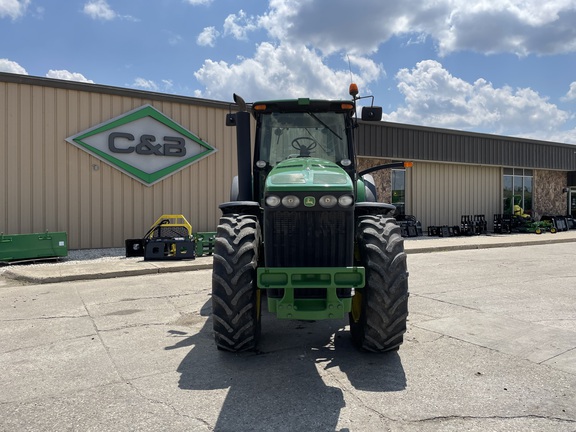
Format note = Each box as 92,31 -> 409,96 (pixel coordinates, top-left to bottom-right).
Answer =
212,214 -> 261,352
350,215 -> 409,352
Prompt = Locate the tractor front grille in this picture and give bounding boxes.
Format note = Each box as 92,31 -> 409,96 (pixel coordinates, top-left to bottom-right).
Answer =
265,210 -> 354,267
264,207 -> 354,299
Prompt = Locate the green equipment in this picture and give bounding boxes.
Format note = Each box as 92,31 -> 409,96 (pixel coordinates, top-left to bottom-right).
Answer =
511,202 -> 556,234
0,231 -> 68,264
212,85 -> 410,353
513,217 -> 556,234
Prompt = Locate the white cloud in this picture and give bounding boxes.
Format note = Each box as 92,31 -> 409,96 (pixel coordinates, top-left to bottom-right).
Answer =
131,77 -> 159,91
46,70 -> 94,83
82,0 -> 137,21
166,31 -> 182,46
383,60 -> 570,138
83,0 -> 115,20
546,128 -> 576,145
197,26 -> 220,47
247,0 -> 576,57
184,0 -> 212,5
194,42 -> 383,102
0,0 -> 30,20
130,78 -> 177,93
223,10 -> 258,40
32,5 -> 43,19
0,58 -> 28,74
439,1 -> 576,56
562,82 -> 576,101
257,0 -> 300,41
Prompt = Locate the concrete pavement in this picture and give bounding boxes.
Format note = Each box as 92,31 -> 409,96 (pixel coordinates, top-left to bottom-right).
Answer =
1,241 -> 576,431
2,230 -> 576,284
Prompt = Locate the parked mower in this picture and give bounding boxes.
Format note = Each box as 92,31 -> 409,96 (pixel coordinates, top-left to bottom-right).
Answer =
512,205 -> 556,234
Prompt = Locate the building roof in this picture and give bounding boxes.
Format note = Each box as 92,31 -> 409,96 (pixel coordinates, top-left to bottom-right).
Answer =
0,71 -> 231,111
358,120 -> 576,171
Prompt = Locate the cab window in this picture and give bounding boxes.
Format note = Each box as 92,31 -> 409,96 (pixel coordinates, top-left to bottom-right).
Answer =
258,112 -> 348,166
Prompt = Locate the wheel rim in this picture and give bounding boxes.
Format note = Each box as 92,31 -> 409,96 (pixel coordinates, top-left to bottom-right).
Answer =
256,289 -> 261,319
351,291 -> 363,323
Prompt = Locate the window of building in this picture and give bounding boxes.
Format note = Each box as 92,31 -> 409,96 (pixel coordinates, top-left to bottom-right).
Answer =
392,169 -> 406,215
503,168 -> 533,215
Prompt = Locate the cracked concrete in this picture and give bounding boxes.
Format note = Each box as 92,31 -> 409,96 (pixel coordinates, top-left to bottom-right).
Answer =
1,243 -> 576,431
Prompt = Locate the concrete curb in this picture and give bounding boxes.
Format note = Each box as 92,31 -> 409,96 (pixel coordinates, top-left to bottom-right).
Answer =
2,233 -> 576,284
405,236 -> 576,254
2,257 -> 214,284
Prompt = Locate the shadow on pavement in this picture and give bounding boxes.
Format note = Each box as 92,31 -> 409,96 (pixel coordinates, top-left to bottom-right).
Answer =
166,300 -> 406,431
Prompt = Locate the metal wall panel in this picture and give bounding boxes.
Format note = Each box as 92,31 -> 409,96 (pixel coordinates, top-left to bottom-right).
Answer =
358,121 -> 576,171
406,162 -> 501,231
1,77 -> 238,249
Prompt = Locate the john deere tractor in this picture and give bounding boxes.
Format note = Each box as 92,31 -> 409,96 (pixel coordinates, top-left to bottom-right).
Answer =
212,85 -> 410,353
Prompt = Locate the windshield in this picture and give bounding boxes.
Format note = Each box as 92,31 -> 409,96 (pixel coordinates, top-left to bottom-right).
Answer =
257,112 -> 349,167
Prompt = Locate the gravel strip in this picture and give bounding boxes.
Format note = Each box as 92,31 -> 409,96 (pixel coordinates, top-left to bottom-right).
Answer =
0,248 -> 130,275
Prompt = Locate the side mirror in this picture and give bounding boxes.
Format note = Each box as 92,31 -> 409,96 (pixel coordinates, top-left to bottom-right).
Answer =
361,106 -> 382,121
226,113 -> 237,126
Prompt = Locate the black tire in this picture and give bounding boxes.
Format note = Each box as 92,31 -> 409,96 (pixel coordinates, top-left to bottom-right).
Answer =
350,215 -> 409,352
212,214 -> 261,352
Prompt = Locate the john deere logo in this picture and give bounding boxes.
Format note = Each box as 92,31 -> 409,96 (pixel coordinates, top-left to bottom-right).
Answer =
66,105 -> 216,185
304,196 -> 316,207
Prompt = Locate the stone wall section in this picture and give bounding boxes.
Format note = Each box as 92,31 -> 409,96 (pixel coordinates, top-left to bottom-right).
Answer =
533,170 -> 567,219
357,158 -> 392,202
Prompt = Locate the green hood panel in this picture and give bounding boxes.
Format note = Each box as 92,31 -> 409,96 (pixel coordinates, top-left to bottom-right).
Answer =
265,158 -> 353,192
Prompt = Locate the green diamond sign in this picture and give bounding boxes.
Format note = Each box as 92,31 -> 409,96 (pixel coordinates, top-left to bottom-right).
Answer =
66,105 -> 217,185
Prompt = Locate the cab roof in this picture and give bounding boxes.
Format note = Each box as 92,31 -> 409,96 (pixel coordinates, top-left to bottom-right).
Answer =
251,98 -> 355,116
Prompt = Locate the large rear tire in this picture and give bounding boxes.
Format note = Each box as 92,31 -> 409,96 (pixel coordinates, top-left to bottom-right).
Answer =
212,214 -> 261,352
350,215 -> 409,352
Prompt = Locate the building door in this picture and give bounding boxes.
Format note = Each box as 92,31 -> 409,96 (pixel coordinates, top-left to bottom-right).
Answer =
569,187 -> 576,218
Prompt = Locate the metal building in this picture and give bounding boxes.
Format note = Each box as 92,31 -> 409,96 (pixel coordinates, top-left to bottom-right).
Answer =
2,72 -> 576,249
356,121 -> 576,232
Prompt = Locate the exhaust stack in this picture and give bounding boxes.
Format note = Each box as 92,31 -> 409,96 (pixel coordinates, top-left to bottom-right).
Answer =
231,94 -> 252,201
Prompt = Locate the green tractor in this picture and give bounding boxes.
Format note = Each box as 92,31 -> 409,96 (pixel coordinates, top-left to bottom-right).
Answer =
212,85 -> 410,353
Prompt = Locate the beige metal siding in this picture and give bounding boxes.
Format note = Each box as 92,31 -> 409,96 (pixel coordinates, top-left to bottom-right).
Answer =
1,80 -> 237,249
406,162 -> 501,231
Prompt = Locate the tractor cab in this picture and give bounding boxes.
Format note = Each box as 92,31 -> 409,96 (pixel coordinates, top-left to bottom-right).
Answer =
251,99 -> 357,203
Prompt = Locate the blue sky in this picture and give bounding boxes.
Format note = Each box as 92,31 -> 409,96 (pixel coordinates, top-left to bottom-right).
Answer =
1,0 -> 576,144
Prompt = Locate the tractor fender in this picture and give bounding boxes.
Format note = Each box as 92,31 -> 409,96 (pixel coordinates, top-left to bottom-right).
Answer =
362,174 -> 377,202
219,201 -> 261,217
355,202 -> 396,217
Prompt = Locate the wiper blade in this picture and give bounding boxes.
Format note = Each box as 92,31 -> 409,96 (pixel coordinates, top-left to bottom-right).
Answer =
307,112 -> 342,140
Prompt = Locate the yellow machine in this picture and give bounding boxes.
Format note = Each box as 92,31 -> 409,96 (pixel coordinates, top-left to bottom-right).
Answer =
125,214 -> 216,260
126,214 -> 195,260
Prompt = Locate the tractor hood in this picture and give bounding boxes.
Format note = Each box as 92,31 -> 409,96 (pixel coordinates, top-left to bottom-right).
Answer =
265,158 -> 353,192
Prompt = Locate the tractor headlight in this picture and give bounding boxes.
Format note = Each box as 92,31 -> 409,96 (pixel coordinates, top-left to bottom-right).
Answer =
338,195 -> 354,207
319,195 -> 337,208
266,195 -> 281,207
282,195 -> 300,208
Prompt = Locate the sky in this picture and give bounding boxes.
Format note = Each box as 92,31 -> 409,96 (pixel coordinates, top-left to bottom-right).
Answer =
1,0 -> 576,144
